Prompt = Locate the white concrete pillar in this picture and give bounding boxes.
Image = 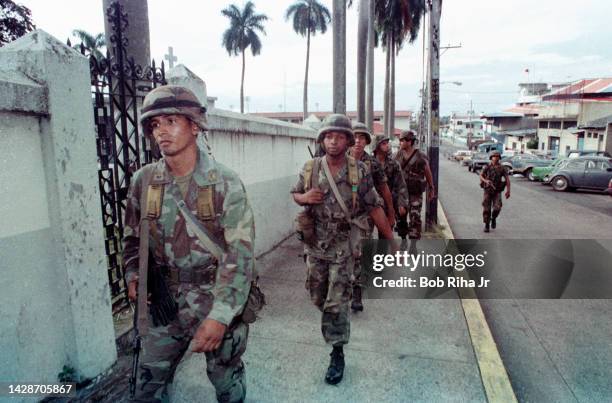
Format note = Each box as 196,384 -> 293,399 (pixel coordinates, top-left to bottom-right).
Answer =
0,30 -> 116,381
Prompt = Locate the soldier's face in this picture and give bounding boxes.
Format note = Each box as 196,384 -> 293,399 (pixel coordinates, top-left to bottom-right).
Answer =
353,134 -> 368,153
491,155 -> 500,164
323,131 -> 349,157
379,140 -> 390,154
149,114 -> 199,157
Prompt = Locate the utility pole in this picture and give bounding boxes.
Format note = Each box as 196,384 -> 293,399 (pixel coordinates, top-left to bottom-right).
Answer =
425,0 -> 441,230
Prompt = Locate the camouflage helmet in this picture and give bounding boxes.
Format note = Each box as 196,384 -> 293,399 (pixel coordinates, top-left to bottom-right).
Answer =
352,121 -> 372,144
317,114 -> 355,146
489,150 -> 502,160
399,130 -> 417,142
140,85 -> 207,136
373,134 -> 391,152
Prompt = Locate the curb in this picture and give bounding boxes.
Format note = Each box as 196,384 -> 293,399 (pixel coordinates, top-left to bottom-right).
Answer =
437,202 -> 518,403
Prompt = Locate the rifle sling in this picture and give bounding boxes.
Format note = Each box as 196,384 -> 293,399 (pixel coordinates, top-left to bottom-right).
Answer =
321,156 -> 352,220
171,191 -> 226,262
400,149 -> 419,172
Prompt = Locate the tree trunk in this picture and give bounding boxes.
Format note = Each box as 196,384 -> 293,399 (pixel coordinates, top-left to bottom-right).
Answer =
390,37 -> 396,138
384,36 -> 391,136
332,0 -> 346,114
365,0 -> 374,133
240,49 -> 245,114
303,27 -> 311,121
356,0 -> 369,122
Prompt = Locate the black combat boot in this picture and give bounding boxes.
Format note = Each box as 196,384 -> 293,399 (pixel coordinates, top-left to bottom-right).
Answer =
484,222 -> 490,233
491,217 -> 497,229
351,286 -> 363,312
325,345 -> 345,385
409,239 -> 418,255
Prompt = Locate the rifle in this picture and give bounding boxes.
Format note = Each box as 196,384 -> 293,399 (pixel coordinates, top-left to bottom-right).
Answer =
129,304 -> 141,399
307,145 -> 314,158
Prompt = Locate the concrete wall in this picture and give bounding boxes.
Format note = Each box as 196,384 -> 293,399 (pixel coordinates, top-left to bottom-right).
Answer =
0,31 -> 116,392
167,66 -> 317,256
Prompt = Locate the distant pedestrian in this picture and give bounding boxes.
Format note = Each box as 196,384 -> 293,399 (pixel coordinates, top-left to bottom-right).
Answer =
479,151 -> 511,232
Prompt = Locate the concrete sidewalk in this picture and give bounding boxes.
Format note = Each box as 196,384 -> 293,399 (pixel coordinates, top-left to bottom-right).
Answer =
173,234 -> 490,402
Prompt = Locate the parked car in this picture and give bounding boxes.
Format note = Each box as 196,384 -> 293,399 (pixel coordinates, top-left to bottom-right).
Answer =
461,152 -> 474,166
546,156 -> 612,192
468,152 -> 489,172
501,154 -> 551,178
566,149 -> 612,159
532,158 -> 568,182
453,150 -> 471,162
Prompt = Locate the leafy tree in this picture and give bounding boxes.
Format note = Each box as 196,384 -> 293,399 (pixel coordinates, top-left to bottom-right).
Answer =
71,30 -> 106,59
221,1 -> 268,114
0,0 -> 35,47
286,0 -> 331,120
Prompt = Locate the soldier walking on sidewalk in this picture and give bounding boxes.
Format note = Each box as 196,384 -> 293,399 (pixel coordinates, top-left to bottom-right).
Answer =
348,122 -> 395,313
291,114 -> 394,385
479,150 -> 511,232
123,85 -> 256,402
394,130 -> 436,249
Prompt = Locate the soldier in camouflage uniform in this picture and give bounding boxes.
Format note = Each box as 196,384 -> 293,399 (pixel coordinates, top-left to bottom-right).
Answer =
291,114 -> 394,385
372,134 -> 409,228
123,85 -> 255,402
394,131 -> 436,245
348,122 -> 396,312
479,151 -> 511,232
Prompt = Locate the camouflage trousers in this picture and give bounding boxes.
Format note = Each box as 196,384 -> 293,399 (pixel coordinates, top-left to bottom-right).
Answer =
135,284 -> 248,403
353,227 -> 373,289
482,191 -> 503,223
306,255 -> 352,346
407,193 -> 423,240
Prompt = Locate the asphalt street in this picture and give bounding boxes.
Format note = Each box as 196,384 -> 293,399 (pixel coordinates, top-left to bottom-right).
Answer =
439,140 -> 612,402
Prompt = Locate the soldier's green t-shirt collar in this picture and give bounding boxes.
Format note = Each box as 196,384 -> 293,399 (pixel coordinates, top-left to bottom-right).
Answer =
193,148 -> 222,186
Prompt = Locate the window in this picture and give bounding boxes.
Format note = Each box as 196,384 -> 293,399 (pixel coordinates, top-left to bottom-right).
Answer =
563,120 -> 577,129
539,121 -> 548,129
593,133 -> 598,139
512,142 -> 517,150
457,121 -> 463,125
595,161 -> 611,171
549,121 -> 562,129
566,160 -> 586,170
587,133 -> 592,138
541,142 -> 545,150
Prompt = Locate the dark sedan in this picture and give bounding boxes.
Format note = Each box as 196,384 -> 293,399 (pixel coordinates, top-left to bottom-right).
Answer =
547,156 -> 612,192
468,152 -> 489,172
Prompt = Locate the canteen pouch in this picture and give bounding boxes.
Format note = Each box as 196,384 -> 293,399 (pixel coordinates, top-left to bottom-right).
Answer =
240,281 -> 266,324
295,210 -> 316,246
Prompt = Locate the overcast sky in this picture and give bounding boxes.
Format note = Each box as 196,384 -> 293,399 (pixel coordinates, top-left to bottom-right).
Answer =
19,0 -> 612,116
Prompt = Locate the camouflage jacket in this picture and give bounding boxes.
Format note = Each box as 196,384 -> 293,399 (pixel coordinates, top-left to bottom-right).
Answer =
351,150 -> 387,189
395,148 -> 429,191
482,163 -> 507,192
291,156 -> 383,260
122,147 -> 255,325
377,153 -> 409,210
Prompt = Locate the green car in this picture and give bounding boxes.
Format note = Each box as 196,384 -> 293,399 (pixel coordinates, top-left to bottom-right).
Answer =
532,158 -> 568,182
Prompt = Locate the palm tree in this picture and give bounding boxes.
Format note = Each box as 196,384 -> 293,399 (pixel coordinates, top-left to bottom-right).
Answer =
221,2 -> 268,114
71,29 -> 105,59
375,0 -> 426,136
332,0 -> 347,114
286,0 -> 331,120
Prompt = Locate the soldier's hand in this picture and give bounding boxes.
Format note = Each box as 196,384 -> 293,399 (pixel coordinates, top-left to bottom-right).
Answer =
399,206 -> 407,217
427,188 -> 436,202
192,319 -> 227,353
387,212 -> 396,228
302,188 -> 325,205
128,276 -> 138,302
505,190 -> 511,199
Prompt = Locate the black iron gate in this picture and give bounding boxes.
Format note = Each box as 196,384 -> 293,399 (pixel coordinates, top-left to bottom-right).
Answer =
71,2 -> 166,313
